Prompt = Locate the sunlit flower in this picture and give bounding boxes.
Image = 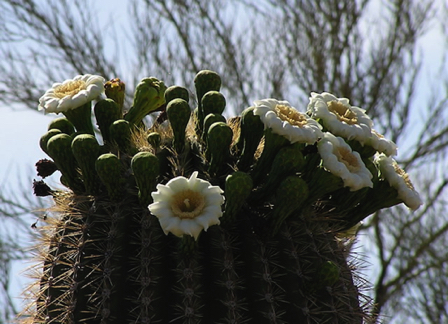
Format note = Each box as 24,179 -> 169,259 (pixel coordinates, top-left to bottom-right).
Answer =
307,92 -> 373,143
38,74 -> 105,114
375,154 -> 422,210
366,129 -> 398,156
317,133 -> 373,191
148,172 -> 225,240
253,98 -> 323,144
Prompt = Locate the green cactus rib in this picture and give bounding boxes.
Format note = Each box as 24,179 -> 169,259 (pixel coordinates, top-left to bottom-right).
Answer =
34,195 -> 365,323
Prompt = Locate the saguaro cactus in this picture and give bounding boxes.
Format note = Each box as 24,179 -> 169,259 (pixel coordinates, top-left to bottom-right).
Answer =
25,71 -> 422,323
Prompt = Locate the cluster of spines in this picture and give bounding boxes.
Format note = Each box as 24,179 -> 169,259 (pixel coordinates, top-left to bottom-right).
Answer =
27,70 -> 370,323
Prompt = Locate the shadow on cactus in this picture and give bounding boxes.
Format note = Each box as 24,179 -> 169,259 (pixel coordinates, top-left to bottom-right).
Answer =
24,71 -> 422,323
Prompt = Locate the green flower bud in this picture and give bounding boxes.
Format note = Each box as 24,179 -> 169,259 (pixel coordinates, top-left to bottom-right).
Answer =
194,70 -> 221,136
203,113 -> 226,142
131,152 -> 159,206
104,78 -> 126,109
165,85 -> 190,104
166,98 -> 191,152
147,132 -> 161,150
251,143 -> 305,202
40,129 -> 62,156
109,119 -> 137,155
250,129 -> 289,185
271,176 -> 309,235
236,107 -> 265,171
48,117 -> 75,135
94,99 -> 123,144
71,134 -> 101,195
201,91 -> 226,116
206,122 -> 233,176
46,133 -> 84,193
303,167 -> 344,205
346,139 -> 377,159
222,171 -> 253,224
62,102 -> 95,135
125,77 -> 167,125
95,153 -> 125,201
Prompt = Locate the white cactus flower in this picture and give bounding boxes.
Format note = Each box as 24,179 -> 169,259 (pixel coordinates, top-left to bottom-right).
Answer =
38,74 -> 105,114
307,92 -> 373,143
253,98 -> 323,144
366,129 -> 398,156
148,172 -> 225,240
375,154 -> 422,210
317,133 -> 373,191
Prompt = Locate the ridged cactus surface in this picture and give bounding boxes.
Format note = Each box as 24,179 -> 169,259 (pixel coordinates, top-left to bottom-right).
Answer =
26,70 -> 422,324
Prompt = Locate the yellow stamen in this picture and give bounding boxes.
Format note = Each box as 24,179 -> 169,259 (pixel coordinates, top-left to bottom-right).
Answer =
327,101 -> 358,125
335,147 -> 360,172
53,80 -> 87,98
171,189 -> 205,219
393,162 -> 415,190
274,104 -> 308,127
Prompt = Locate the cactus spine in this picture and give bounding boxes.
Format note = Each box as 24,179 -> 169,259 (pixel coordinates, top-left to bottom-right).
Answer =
26,70 -> 422,324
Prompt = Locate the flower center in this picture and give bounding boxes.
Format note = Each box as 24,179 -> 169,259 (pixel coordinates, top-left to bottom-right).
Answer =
327,101 -> 358,125
171,189 -> 206,219
275,104 -> 308,127
335,146 -> 360,172
393,162 -> 415,190
53,80 -> 87,98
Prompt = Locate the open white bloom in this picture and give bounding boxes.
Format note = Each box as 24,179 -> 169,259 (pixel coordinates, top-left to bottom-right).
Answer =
375,154 -> 422,210
38,74 -> 105,114
307,92 -> 373,143
253,98 -> 323,144
317,133 -> 373,191
148,172 -> 224,240
365,129 -> 398,156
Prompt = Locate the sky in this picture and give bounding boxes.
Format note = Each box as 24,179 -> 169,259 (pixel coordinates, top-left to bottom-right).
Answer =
0,0 -> 446,317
